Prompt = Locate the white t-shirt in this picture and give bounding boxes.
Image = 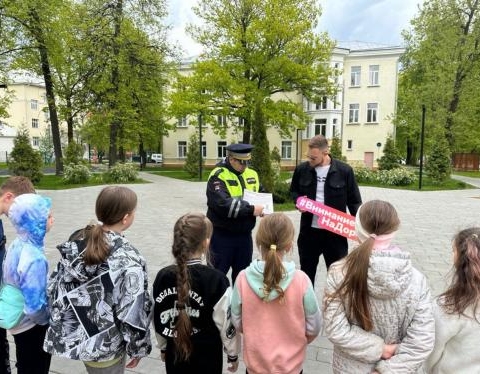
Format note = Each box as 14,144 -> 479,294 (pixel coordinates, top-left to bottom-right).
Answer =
311,165 -> 330,229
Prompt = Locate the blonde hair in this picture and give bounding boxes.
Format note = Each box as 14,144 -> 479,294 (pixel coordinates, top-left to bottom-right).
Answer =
255,213 -> 295,301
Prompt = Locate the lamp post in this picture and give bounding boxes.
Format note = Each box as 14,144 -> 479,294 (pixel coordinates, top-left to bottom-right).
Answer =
419,105 -> 426,190
198,113 -> 203,181
376,142 -> 382,167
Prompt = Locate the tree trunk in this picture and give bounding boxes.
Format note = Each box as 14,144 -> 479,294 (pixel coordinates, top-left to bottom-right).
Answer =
108,0 -> 123,167
30,8 -> 63,175
66,97 -> 74,143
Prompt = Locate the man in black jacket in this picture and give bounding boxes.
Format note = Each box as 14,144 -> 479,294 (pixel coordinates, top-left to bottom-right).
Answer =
290,135 -> 362,287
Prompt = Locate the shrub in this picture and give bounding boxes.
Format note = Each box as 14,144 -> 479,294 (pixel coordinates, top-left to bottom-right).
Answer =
104,163 -> 138,183
63,142 -> 85,166
9,128 -> 43,183
184,132 -> 203,179
378,135 -> 402,170
376,167 -> 416,186
426,133 -> 451,184
353,166 -> 376,183
63,164 -> 91,184
272,180 -> 291,203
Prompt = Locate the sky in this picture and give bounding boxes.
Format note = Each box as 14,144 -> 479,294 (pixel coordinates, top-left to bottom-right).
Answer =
166,0 -> 423,58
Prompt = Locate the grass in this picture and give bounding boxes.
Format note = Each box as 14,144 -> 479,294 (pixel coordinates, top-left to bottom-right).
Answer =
452,170 -> 480,178
358,176 -> 472,191
0,173 -> 149,190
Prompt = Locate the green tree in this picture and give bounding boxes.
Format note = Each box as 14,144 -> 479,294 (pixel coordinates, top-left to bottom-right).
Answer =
169,0 -> 336,191
378,135 -> 402,170
426,131 -> 452,183
398,0 -> 480,161
38,128 -> 54,164
184,132 -> 203,179
0,0 -> 67,174
9,128 -> 43,183
329,132 -> 346,161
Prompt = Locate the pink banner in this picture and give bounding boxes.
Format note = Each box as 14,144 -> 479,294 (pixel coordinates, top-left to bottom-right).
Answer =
295,196 -> 357,241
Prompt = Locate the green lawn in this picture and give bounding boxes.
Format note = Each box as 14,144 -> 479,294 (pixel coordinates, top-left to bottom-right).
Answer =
0,174 -> 149,190
452,170 -> 480,178
358,176 -> 472,191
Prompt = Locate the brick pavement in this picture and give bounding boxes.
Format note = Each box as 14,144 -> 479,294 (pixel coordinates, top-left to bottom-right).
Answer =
4,172 -> 480,373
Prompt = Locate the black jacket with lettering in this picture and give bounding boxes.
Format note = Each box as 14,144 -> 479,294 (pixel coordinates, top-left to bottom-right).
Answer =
153,260 -> 240,374
290,158 -> 362,231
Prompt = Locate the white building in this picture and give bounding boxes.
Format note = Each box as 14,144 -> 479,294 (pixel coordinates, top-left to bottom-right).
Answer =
163,45 -> 404,169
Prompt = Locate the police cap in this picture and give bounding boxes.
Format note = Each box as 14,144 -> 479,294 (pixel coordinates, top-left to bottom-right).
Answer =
226,143 -> 253,160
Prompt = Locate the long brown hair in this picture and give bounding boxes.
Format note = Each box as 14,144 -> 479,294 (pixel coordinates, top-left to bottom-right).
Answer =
439,227 -> 480,322
84,186 -> 137,265
171,213 -> 212,361
255,213 -> 295,302
325,200 -> 400,331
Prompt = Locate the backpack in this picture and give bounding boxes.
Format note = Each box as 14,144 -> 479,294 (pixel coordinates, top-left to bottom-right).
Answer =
0,283 -> 24,329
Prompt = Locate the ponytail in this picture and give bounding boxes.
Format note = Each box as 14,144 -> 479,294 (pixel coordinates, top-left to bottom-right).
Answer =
84,224 -> 110,265
262,244 -> 286,302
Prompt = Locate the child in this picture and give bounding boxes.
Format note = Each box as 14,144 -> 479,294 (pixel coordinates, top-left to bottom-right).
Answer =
426,227 -> 480,373
231,212 -> 321,374
323,199 -> 435,373
2,193 -> 53,374
153,212 -> 240,373
0,176 -> 35,374
43,186 -> 152,373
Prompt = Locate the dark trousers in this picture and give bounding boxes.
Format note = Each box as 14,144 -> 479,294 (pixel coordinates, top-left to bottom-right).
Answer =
13,324 -> 51,374
210,229 -> 253,285
297,226 -> 348,287
0,328 -> 10,374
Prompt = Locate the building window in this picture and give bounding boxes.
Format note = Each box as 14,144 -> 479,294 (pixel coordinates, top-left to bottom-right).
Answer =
217,115 -> 227,127
178,141 -> 187,158
217,141 -> 227,158
367,103 -> 378,123
347,140 -> 353,150
201,141 -> 206,158
281,141 -> 292,159
32,118 -> 39,128
32,137 -> 39,147
321,96 -> 327,110
177,117 -> 187,127
30,99 -> 38,110
332,119 -> 337,137
350,66 -> 361,87
314,118 -> 327,136
349,104 -> 359,123
369,65 -> 379,85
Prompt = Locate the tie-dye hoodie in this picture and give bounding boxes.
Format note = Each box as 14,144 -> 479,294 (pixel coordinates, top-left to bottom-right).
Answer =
2,193 -> 51,334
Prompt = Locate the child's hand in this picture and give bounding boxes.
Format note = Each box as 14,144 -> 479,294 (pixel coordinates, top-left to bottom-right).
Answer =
381,343 -> 398,359
227,360 -> 239,372
125,357 -> 141,368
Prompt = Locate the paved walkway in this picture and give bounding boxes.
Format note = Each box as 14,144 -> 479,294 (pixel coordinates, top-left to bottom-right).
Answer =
5,172 -> 480,373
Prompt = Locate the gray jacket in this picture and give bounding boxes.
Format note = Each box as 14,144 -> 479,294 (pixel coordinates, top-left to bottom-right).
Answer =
323,249 -> 435,374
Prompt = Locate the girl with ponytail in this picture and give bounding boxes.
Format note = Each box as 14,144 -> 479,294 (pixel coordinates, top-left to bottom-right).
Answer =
231,213 -> 321,374
44,186 -> 152,373
426,227 -> 480,373
323,199 -> 435,373
153,213 -> 240,373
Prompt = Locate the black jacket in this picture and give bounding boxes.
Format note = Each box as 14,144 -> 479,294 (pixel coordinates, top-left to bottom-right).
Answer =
290,158 -> 362,230
206,159 -> 257,234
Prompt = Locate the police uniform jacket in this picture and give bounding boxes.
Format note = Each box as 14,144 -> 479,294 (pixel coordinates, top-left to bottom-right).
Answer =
206,159 -> 260,234
290,158 -> 362,231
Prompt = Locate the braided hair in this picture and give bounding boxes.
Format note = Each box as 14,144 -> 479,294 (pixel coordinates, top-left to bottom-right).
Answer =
171,213 -> 212,361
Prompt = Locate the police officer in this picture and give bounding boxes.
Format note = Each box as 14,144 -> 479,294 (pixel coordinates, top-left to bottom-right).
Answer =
206,143 -> 264,284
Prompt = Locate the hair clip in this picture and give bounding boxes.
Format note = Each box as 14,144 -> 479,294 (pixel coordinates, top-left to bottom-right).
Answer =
369,233 -> 377,239
472,234 -> 478,240
270,244 -> 277,251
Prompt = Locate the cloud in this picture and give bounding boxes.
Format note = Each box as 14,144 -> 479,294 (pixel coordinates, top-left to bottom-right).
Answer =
167,0 -> 422,56
318,0 -> 420,45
